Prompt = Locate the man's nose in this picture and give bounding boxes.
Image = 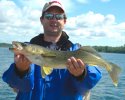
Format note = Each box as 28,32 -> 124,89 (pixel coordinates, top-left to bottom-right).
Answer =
51,17 -> 58,21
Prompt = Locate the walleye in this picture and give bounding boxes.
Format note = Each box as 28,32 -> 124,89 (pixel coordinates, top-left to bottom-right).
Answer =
10,41 -> 121,86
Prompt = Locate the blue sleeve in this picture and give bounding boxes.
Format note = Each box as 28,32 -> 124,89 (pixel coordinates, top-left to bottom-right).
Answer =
2,63 -> 35,92
69,43 -> 102,94
72,65 -> 102,94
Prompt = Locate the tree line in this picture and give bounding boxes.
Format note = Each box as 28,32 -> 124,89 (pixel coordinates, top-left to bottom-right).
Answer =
0,43 -> 12,47
93,45 -> 125,54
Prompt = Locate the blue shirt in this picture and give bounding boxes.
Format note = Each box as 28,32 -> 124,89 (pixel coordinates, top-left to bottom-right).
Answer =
2,44 -> 102,100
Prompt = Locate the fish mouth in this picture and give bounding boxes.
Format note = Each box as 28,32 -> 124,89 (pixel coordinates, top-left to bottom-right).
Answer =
10,41 -> 23,51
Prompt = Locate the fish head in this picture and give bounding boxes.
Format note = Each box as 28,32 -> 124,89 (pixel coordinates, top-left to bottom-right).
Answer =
9,41 -> 29,54
10,41 -> 44,65
10,41 -> 48,55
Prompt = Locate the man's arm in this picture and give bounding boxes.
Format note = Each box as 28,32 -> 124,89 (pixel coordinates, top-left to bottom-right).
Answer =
66,59 -> 102,95
2,53 -> 35,92
2,63 -> 35,92
66,44 -> 102,94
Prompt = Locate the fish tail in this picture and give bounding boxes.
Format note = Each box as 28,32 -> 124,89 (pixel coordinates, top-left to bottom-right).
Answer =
107,62 -> 122,87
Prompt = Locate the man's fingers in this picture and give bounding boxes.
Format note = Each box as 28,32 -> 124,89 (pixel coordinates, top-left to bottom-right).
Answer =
77,59 -> 85,69
16,55 -> 21,59
14,54 -> 21,62
70,57 -> 80,70
67,57 -> 82,69
66,57 -> 86,77
14,54 -> 30,63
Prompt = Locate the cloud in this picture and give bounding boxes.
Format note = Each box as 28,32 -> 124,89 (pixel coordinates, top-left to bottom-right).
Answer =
0,0 -> 74,43
65,11 -> 125,44
0,0 -> 43,43
0,0 -> 124,46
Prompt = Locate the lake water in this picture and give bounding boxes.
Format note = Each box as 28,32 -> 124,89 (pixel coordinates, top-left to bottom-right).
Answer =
0,47 -> 125,100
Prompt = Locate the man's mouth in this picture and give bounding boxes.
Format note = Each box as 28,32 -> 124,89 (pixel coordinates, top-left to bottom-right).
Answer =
50,23 -> 58,28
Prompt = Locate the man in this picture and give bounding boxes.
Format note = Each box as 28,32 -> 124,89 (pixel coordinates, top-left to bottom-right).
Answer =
2,1 -> 102,100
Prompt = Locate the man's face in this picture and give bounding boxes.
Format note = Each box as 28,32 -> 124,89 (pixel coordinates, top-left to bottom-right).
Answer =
41,6 -> 66,36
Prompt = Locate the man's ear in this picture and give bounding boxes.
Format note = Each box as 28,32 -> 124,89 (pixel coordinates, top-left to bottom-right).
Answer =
40,16 -> 43,24
64,19 -> 66,24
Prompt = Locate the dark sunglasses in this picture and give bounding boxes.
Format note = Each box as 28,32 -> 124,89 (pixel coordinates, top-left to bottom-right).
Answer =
44,13 -> 65,20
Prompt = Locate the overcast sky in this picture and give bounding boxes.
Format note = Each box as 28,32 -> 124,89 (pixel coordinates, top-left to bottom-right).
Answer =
0,0 -> 125,46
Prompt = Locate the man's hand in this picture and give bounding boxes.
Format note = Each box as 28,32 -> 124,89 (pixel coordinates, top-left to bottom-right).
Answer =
66,57 -> 86,77
14,54 -> 31,72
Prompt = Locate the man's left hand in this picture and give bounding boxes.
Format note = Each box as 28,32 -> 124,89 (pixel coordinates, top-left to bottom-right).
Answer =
66,57 -> 86,77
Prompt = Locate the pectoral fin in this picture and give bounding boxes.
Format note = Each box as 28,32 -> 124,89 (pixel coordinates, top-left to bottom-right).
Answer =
41,66 -> 53,78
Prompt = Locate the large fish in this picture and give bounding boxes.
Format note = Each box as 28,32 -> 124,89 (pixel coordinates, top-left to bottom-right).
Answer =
10,41 -> 121,86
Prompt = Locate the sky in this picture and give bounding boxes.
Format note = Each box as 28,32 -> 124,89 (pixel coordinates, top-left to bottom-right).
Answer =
0,0 -> 125,46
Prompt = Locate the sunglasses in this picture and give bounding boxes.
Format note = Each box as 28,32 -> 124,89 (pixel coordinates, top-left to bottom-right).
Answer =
44,13 -> 65,20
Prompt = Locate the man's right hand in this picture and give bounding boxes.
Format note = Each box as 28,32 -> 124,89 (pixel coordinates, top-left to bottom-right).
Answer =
14,54 -> 31,72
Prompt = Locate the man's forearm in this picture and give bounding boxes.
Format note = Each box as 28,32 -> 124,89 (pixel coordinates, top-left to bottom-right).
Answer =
2,63 -> 35,92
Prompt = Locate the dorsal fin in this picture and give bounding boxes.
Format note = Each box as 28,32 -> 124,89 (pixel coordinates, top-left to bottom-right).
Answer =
79,46 -> 101,57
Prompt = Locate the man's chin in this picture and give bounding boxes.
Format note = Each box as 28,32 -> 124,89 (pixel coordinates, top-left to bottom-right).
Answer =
46,31 -> 61,36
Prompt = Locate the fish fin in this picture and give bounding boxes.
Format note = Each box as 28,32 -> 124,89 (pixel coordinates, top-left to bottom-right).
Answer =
41,66 -> 53,78
41,67 -> 46,78
107,62 -> 122,86
43,66 -> 53,75
79,46 -> 101,57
